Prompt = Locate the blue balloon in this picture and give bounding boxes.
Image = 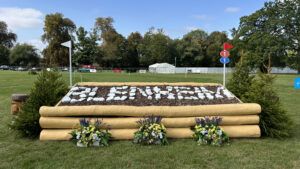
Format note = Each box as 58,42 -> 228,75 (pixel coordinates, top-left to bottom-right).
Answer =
220,57 -> 230,64
295,78 -> 300,89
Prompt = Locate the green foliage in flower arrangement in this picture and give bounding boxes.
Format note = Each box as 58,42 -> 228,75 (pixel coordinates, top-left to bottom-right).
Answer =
242,73 -> 293,138
10,70 -> 68,138
193,116 -> 229,146
133,116 -> 168,145
70,118 -> 111,147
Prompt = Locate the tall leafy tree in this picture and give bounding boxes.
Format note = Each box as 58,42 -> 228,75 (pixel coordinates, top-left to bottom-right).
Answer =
176,29 -> 208,66
0,21 -> 17,65
74,27 -> 98,65
94,17 -> 115,34
10,43 -> 40,67
0,46 -> 10,65
0,21 -> 17,48
206,31 -> 228,67
125,32 -> 143,68
233,1 -> 288,73
279,0 -> 300,73
139,28 -> 174,66
229,28 -> 245,66
42,13 -> 76,67
95,17 -> 127,67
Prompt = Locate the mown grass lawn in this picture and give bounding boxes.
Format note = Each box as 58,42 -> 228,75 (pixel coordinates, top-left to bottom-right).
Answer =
0,71 -> 299,169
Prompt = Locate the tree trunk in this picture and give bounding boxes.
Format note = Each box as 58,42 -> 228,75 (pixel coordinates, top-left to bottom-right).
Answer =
240,49 -> 244,64
262,54 -> 272,74
268,54 -> 272,74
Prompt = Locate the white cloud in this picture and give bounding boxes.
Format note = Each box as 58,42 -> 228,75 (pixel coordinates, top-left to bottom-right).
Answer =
0,7 -> 43,30
225,7 -> 240,13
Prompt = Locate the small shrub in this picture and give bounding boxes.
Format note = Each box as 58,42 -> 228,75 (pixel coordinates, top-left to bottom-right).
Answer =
10,70 -> 68,138
227,57 -> 254,99
228,54 -> 292,138
133,116 -> 168,145
70,119 -> 111,147
193,116 -> 229,146
243,74 -> 293,138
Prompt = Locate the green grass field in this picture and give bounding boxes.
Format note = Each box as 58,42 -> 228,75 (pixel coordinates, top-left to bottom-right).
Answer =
0,71 -> 299,169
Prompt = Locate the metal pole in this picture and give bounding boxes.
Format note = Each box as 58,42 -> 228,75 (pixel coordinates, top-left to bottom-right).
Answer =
223,43 -> 225,87
223,63 -> 226,87
69,43 -> 72,87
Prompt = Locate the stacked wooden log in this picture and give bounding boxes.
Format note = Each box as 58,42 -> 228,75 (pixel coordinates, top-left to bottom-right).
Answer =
39,83 -> 261,141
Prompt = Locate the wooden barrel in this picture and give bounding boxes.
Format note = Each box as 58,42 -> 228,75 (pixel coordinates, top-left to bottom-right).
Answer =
11,94 -> 29,115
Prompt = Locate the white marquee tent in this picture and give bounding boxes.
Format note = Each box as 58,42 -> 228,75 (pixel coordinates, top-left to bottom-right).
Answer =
148,63 -> 175,74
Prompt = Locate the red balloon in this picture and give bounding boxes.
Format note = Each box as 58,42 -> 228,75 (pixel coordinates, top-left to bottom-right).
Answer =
220,50 -> 230,57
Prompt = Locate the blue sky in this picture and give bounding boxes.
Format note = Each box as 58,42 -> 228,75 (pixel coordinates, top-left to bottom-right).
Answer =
0,0 -> 267,50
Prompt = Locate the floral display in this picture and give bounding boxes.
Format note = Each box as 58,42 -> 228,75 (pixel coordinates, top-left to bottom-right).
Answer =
70,118 -> 111,147
193,116 -> 229,146
133,116 -> 168,145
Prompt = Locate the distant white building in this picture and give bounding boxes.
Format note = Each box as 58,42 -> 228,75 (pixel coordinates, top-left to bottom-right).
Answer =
149,63 -> 175,74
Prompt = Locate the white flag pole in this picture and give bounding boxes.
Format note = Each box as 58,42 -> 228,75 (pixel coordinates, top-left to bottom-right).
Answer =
223,43 -> 226,87
69,42 -> 72,87
61,41 -> 72,87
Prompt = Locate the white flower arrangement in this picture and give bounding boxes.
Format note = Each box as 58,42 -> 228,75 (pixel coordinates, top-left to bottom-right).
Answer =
61,85 -> 236,104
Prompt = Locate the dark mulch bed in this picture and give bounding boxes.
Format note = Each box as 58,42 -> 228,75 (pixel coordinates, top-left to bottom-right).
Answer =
59,85 -> 240,106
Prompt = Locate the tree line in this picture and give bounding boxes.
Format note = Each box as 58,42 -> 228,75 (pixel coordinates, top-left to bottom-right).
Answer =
0,17 -> 228,68
41,14 -> 230,68
0,0 -> 299,73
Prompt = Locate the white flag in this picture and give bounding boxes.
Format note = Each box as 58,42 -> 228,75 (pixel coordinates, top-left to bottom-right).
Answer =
61,41 -> 71,48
